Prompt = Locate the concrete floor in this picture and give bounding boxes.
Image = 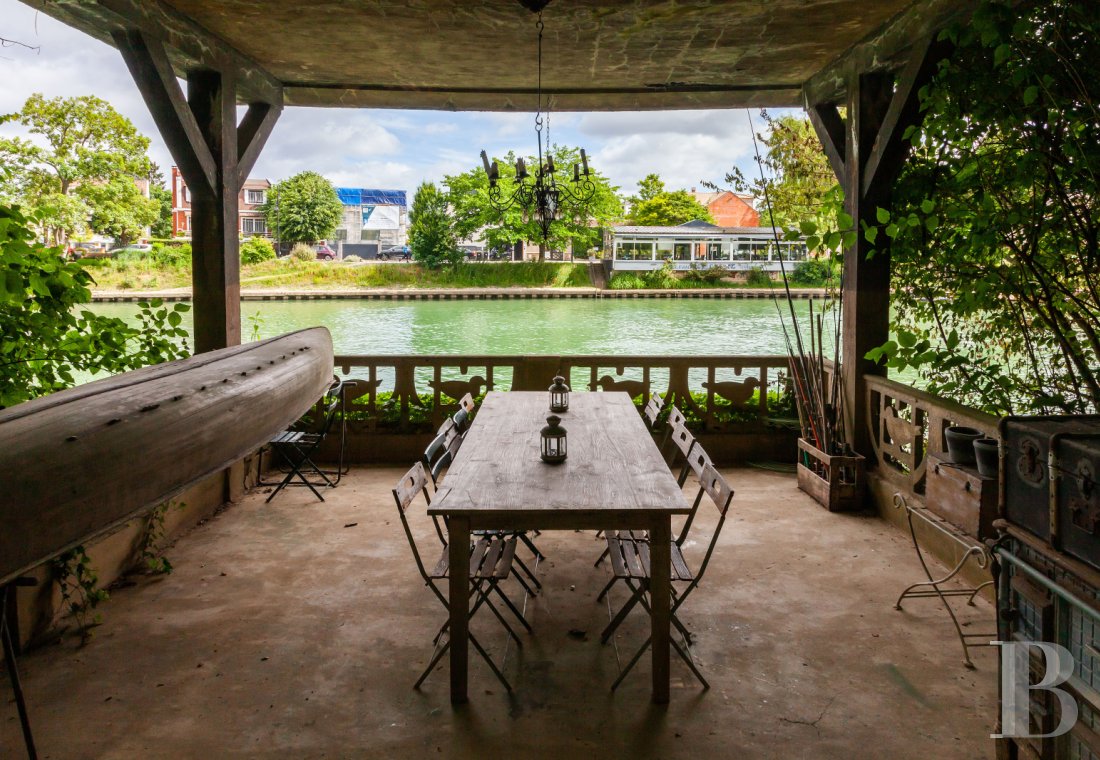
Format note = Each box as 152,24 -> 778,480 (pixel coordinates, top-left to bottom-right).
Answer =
2,467 -> 998,759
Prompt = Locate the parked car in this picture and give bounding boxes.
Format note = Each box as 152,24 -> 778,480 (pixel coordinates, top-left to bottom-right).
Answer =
314,244 -> 336,261
378,245 -> 410,261
67,242 -> 109,260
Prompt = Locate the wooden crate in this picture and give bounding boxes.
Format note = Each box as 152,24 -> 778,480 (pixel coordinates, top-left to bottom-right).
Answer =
796,438 -> 865,512
927,453 -> 999,540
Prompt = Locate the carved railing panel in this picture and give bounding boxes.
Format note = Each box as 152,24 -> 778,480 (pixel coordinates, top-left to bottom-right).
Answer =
334,354 -> 792,432
865,374 -> 997,497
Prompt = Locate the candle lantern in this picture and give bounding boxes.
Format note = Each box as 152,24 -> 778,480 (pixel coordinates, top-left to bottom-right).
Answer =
540,415 -> 567,464
549,375 -> 570,413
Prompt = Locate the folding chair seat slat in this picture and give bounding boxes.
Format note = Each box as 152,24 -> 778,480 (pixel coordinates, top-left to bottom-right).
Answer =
429,548 -> 450,579
494,538 -> 518,581
635,539 -> 652,578
607,535 -> 629,577
623,539 -> 646,578
670,544 -> 693,582
478,537 -> 504,577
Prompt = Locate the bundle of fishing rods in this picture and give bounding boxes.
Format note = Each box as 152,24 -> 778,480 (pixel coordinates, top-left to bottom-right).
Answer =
747,111 -> 848,457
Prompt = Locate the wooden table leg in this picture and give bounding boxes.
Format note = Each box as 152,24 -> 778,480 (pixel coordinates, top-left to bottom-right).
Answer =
448,516 -> 470,704
649,517 -> 672,703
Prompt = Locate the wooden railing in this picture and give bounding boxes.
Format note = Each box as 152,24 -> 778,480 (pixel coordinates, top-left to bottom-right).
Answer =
865,373 -> 998,498
332,354 -> 793,432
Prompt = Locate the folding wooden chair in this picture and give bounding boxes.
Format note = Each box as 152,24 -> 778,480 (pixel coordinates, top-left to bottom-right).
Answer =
600,462 -> 734,690
262,391 -> 342,503
393,462 -> 530,692
422,418 -> 461,488
594,421 -> 703,568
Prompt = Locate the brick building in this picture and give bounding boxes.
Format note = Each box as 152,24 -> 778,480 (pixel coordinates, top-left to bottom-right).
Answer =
170,166 -> 271,238
690,189 -> 759,227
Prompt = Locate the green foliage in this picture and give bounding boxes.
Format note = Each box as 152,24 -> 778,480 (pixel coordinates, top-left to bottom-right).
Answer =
633,173 -> 665,203
84,175 -> 159,243
607,272 -> 646,290
290,242 -> 315,262
240,237 -> 276,265
151,241 -> 191,267
868,0 -> 1100,415
0,200 -> 190,408
446,145 -> 623,256
628,188 -> 713,227
683,264 -> 729,285
139,500 -> 183,575
149,185 -> 173,239
0,93 -> 154,245
51,546 -> 109,645
262,172 -> 342,244
710,111 -> 837,230
745,267 -> 772,287
409,181 -> 462,269
789,259 -> 837,287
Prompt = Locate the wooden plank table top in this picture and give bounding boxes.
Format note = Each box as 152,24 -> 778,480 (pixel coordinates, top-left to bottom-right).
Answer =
429,391 -> 690,527
430,391 -> 689,705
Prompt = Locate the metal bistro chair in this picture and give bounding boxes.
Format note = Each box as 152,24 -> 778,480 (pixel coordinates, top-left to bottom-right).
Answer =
600,461 -> 734,691
262,381 -> 343,503
393,462 -> 530,692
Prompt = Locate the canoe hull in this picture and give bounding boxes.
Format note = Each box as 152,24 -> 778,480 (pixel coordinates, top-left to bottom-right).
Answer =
0,327 -> 334,586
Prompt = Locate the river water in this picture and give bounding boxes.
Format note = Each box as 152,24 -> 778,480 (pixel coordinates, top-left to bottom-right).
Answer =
90,297 -> 835,357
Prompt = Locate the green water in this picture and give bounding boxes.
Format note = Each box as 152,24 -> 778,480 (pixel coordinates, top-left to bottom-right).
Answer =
90,298 -> 834,357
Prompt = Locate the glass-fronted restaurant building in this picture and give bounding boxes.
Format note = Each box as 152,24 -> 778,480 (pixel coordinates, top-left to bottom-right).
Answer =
608,222 -> 808,272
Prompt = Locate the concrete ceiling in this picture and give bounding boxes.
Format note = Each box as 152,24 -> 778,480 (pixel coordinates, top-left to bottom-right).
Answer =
167,0 -> 914,109
29,0 -> 946,110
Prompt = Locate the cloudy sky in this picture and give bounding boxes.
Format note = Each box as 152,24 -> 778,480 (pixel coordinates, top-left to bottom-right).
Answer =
1,0 -> 786,198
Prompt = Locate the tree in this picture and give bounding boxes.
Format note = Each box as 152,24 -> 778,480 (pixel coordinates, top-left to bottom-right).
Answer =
147,163 -> 173,239
84,176 -> 159,244
631,173 -> 665,204
866,0 -> 1100,415
408,181 -> 461,269
709,112 -> 836,229
0,94 -> 154,245
628,189 -> 713,227
445,144 -> 622,259
0,198 -> 190,408
261,171 -> 342,244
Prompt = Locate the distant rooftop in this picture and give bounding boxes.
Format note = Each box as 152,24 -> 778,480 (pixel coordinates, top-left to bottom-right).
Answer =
336,188 -> 407,207
613,224 -> 785,236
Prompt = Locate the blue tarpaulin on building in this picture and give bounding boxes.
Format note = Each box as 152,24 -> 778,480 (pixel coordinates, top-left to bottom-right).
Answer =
336,188 -> 407,207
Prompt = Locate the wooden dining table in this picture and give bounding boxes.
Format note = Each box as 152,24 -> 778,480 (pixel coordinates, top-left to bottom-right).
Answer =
428,390 -> 691,703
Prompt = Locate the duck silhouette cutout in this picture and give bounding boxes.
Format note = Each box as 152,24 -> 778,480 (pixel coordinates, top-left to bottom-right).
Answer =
430,375 -> 487,402
703,377 -> 760,407
596,374 -> 647,400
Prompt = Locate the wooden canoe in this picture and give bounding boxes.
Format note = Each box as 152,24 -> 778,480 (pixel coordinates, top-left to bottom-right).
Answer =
0,327 -> 334,586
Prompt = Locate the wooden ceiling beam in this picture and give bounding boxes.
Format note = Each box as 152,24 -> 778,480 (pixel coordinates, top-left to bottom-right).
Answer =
237,102 -> 283,188
801,0 -> 981,106
25,0 -> 281,104
113,29 -> 217,195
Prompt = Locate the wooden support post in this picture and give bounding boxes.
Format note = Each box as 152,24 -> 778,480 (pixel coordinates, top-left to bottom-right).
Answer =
841,71 -> 894,460
114,29 -> 282,354
804,38 -> 950,468
188,69 -> 241,352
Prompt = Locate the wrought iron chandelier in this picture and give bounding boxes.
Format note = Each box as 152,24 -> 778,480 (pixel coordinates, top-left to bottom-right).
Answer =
479,3 -> 597,244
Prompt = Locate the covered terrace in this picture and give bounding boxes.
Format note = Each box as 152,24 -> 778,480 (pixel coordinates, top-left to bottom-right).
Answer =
2,0 -> 1012,757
